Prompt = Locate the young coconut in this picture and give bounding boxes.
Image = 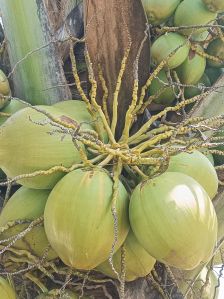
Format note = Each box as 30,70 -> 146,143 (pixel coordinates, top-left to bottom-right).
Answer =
129,172 -> 217,270
0,99 -> 28,126
0,105 -> 87,189
205,67 -> 223,85
175,45 -> 206,85
206,38 -> 224,68
142,0 -> 181,25
0,69 -> 11,109
184,73 -> 211,99
167,150 -> 218,199
151,33 -> 190,69
44,168 -> 129,270
174,0 -> 217,39
96,230 -> 156,281
149,70 -> 177,106
0,277 -> 16,299
0,187 -> 57,260
202,0 -> 224,12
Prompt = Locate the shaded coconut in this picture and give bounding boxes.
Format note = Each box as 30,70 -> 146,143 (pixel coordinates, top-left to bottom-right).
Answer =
0,69 -> 11,109
129,172 -> 217,270
206,38 -> 224,68
151,33 -> 190,69
44,168 -> 129,270
174,0 -> 217,38
149,70 -> 177,105
0,187 -> 57,260
175,45 -> 206,85
205,67 -> 223,84
184,73 -> 211,99
96,230 -> 155,281
142,0 -> 181,25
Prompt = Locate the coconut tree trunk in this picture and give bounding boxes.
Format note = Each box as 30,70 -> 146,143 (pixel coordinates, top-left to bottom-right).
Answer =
0,0 -> 72,105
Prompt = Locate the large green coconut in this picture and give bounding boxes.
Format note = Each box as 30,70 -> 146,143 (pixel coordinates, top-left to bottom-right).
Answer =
174,0 -> 217,38
0,187 -> 57,260
149,70 -> 177,105
0,277 -> 16,299
151,33 -> 190,69
0,69 -> 11,110
142,0 -> 181,25
54,100 -> 108,143
202,0 -> 224,12
96,230 -> 156,281
206,38 -> 224,68
175,45 -> 206,85
129,172 -> 217,270
184,73 -> 211,99
0,105 -> 86,189
167,150 -> 218,199
44,168 -> 129,270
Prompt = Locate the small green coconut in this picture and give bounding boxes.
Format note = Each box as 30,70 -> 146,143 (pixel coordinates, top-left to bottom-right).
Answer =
0,69 -> 11,110
142,0 -> 181,25
175,45 -> 206,85
0,99 -> 27,126
151,33 -> 190,69
205,67 -> 223,84
174,0 -> 217,38
206,38 -> 224,68
202,0 -> 224,12
96,230 -> 156,281
149,70 -> 177,105
184,73 -> 211,99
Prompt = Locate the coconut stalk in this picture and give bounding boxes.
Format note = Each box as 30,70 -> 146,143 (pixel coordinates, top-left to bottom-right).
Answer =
0,0 -> 71,105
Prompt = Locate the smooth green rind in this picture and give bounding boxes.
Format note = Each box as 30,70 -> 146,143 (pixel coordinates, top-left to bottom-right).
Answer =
44,169 -> 129,270
174,0 -> 217,37
129,172 -> 217,270
202,0 -> 224,12
205,67 -> 223,85
0,277 -> 16,299
149,70 -> 177,105
0,105 -> 84,189
206,38 -> 224,68
0,187 -> 57,260
0,99 -> 27,126
175,46 -> 206,85
53,100 -> 108,143
151,33 -> 190,69
167,150 -> 218,199
184,73 -> 211,99
96,230 -> 155,281
142,0 -> 181,25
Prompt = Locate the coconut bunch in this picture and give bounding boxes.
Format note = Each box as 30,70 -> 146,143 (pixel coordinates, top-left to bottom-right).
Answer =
1,1 -> 224,298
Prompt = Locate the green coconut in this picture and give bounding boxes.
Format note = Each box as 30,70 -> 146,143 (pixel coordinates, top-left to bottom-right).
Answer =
44,168 -> 129,270
0,187 -> 57,260
167,150 -> 218,199
129,172 -> 217,270
188,267 -> 219,299
151,33 -> 190,69
0,105 -> 85,189
0,69 -> 11,110
191,30 -> 209,42
184,73 -> 211,99
54,100 -> 108,143
0,99 -> 28,126
206,38 -> 224,68
149,70 -> 177,105
202,0 -> 224,12
205,67 -> 223,84
175,45 -> 206,85
174,0 -> 217,38
142,0 -> 181,25
0,277 -> 16,299
200,149 -> 215,165
96,230 -> 155,281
